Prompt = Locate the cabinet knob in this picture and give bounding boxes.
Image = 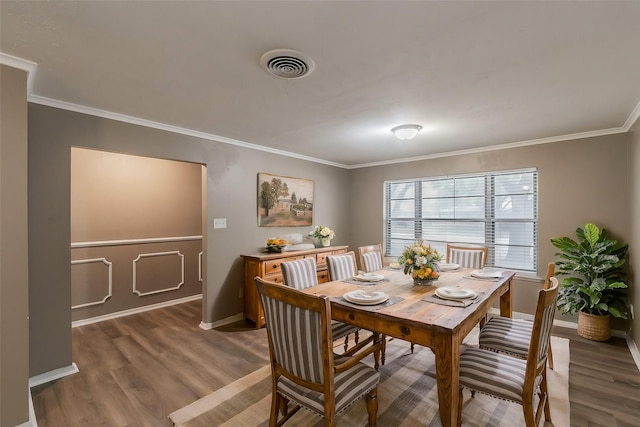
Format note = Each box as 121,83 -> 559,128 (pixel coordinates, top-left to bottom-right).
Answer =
273,264 -> 277,269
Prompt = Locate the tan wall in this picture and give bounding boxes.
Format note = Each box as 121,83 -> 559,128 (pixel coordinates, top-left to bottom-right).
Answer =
629,117 -> 640,350
28,104 -> 351,376
70,148 -> 203,320
348,134 -> 630,322
0,65 -> 30,425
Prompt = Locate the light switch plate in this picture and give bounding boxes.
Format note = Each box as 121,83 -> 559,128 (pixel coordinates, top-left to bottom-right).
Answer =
213,218 -> 226,229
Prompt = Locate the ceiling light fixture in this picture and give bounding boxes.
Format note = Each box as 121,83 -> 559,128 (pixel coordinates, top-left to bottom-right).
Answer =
391,124 -> 422,140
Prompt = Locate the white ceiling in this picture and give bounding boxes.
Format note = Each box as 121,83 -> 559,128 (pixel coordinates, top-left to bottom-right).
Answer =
2,1 -> 640,168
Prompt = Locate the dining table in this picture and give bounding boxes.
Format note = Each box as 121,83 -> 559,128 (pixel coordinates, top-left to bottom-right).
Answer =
301,266 -> 515,427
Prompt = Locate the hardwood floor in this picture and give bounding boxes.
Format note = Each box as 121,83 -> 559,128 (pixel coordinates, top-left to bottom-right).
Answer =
32,300 -> 640,426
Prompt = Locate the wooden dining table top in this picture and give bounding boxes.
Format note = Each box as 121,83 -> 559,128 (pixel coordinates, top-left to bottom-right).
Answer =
301,267 -> 516,427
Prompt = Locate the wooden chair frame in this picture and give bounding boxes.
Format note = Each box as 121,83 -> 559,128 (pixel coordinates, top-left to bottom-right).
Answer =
479,262 -> 556,369
458,278 -> 559,427
357,244 -> 384,273
326,251 -> 358,281
445,243 -> 488,268
255,277 -> 381,426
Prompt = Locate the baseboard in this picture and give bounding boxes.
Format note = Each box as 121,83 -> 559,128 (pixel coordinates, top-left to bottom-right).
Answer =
72,294 -> 203,327
199,313 -> 244,330
627,336 -> 640,372
24,387 -> 38,427
29,362 -> 79,388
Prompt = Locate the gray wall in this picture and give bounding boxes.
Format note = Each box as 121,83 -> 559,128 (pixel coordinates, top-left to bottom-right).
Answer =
0,65 -> 30,425
70,148 -> 203,320
348,133 -> 630,321
629,118 -> 640,351
28,103 -> 350,376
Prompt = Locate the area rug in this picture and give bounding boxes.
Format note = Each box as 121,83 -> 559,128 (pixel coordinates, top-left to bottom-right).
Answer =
170,334 -> 569,426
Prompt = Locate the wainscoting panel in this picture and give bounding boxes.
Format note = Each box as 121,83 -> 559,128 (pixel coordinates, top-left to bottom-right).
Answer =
71,258 -> 113,308
71,237 -> 202,321
133,251 -> 184,296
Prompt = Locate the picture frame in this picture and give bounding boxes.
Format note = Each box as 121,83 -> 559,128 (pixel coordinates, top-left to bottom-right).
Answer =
257,173 -> 314,227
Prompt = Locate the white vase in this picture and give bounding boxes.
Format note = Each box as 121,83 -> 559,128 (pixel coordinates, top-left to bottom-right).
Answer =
321,237 -> 331,247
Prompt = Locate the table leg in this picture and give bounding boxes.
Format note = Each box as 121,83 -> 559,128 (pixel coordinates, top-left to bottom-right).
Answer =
434,333 -> 460,427
499,278 -> 513,318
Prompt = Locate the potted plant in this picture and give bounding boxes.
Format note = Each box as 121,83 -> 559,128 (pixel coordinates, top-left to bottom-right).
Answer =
310,225 -> 335,247
551,223 -> 629,341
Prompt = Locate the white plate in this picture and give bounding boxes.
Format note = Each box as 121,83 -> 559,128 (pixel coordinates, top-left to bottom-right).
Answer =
343,290 -> 389,305
435,287 -> 477,300
439,263 -> 460,271
354,273 -> 385,282
471,269 -> 504,279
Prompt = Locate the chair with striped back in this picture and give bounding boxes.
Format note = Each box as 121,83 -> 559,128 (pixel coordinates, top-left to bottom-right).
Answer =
457,277 -> 559,427
478,262 -> 557,369
255,277 -> 381,426
326,251 -> 358,282
357,244 -> 384,273
446,243 -> 488,269
281,258 -> 362,355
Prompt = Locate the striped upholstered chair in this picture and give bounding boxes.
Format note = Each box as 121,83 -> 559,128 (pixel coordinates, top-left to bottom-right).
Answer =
357,244 -> 384,273
479,262 -> 556,369
457,278 -> 559,427
445,243 -> 488,269
281,258 -> 361,355
254,277 -> 381,426
326,251 -> 358,282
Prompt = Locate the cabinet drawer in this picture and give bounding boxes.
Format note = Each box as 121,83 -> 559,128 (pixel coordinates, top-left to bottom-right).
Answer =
263,256 -> 302,275
317,270 -> 330,283
316,252 -> 328,267
264,273 -> 284,284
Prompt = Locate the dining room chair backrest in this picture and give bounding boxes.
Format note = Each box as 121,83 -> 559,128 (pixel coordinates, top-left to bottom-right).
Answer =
281,257 -> 318,290
254,276 -> 380,425
458,277 -> 559,427
358,244 -> 384,272
446,244 -> 488,269
255,276 -> 329,384
528,277 -> 559,372
545,262 -> 555,289
326,251 -> 358,281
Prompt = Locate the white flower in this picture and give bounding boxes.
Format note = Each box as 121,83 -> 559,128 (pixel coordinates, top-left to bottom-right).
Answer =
311,225 -> 335,239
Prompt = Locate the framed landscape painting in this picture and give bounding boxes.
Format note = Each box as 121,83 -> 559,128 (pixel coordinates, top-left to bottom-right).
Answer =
257,173 -> 314,227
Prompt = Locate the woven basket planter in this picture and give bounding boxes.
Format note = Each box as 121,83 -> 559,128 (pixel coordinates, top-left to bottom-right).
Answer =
577,311 -> 611,341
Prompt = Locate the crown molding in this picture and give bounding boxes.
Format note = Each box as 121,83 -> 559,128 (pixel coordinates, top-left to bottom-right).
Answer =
623,99 -> 640,131
4,51 -> 638,171
27,94 -> 347,169
347,125 -> 629,169
0,52 -> 37,95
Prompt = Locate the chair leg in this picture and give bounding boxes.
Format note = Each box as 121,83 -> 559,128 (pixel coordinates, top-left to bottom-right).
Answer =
355,330 -> 360,345
270,391 -> 281,427
410,342 -> 415,353
522,390 -> 536,427
343,334 -> 349,352
365,386 -> 378,426
541,367 -> 552,422
381,335 -> 386,366
457,387 -> 463,427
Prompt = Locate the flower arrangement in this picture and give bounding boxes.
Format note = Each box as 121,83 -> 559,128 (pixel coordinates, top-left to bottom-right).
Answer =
265,237 -> 289,253
310,225 -> 335,240
398,241 -> 442,282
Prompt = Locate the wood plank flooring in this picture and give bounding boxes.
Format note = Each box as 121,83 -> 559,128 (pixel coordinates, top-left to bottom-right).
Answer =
31,300 -> 640,426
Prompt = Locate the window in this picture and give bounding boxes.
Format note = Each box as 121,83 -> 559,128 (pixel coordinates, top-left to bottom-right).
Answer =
384,169 -> 537,272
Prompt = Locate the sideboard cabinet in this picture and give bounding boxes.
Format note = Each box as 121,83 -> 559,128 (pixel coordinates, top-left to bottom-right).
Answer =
241,245 -> 348,328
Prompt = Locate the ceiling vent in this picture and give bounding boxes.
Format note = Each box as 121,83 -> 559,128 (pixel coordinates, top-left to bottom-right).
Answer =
260,49 -> 315,79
